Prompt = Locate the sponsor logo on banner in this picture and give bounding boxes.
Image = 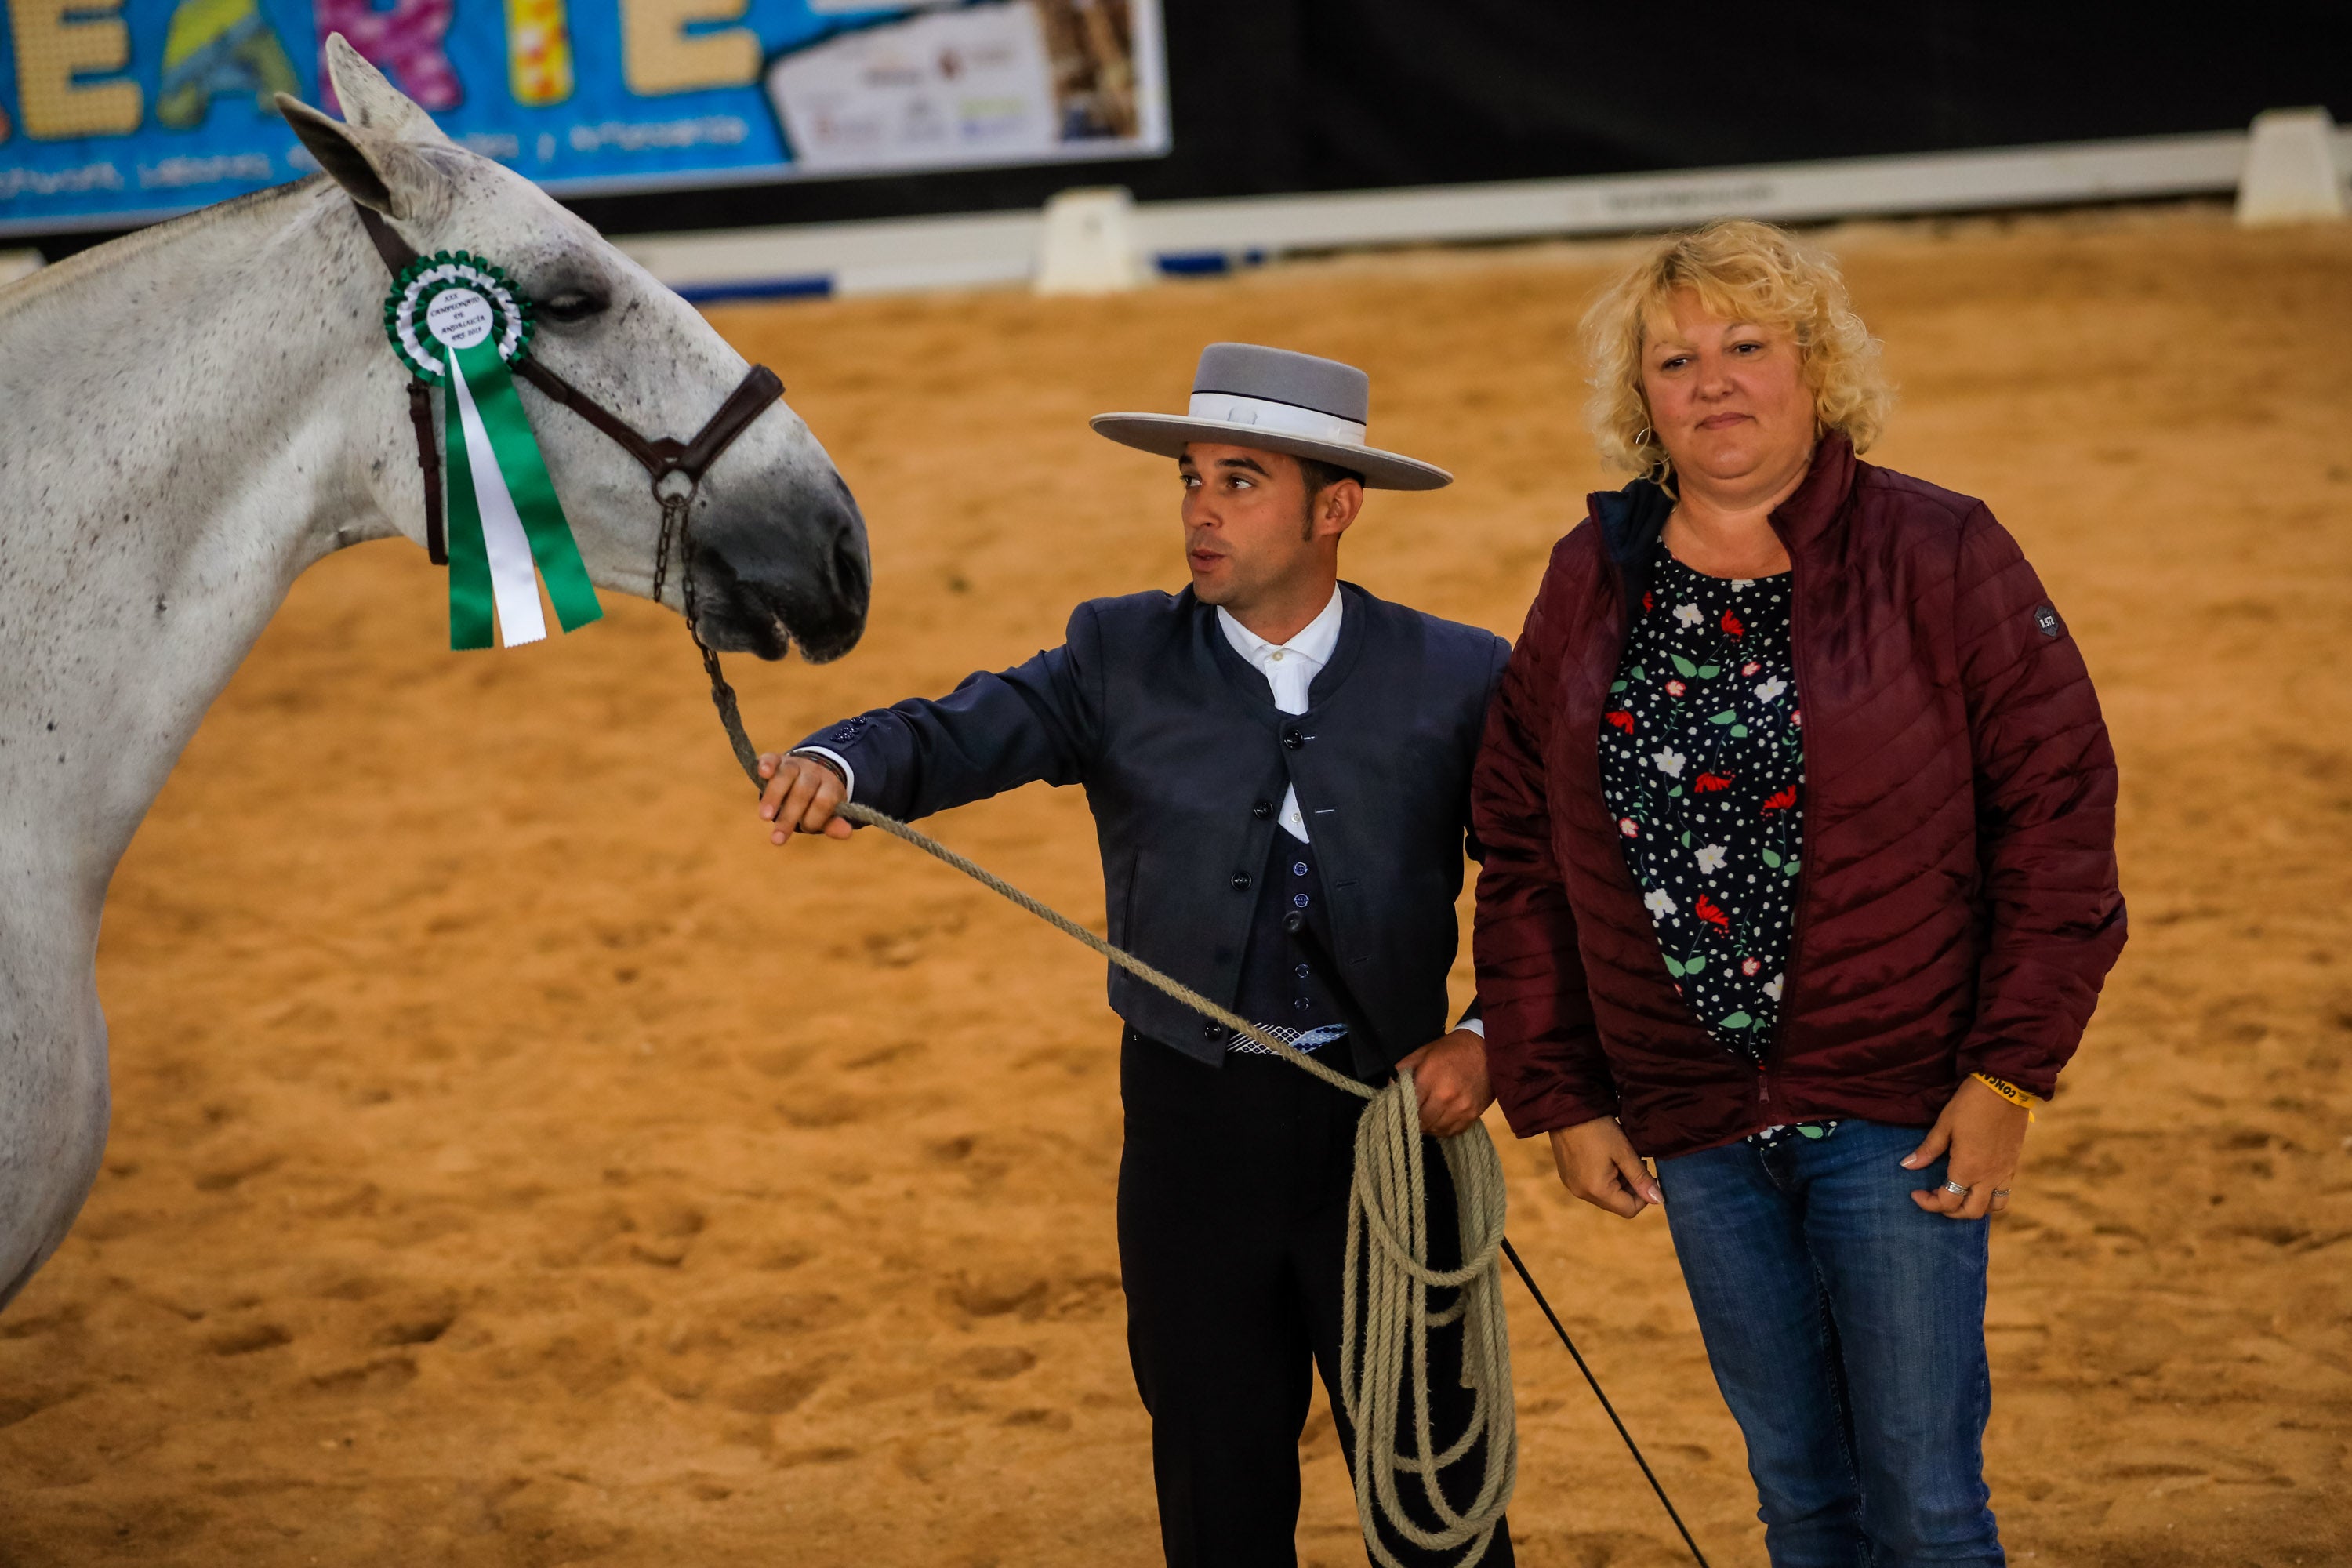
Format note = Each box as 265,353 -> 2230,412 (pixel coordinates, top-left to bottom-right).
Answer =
767,3 -> 1058,174
0,0 -> 1167,232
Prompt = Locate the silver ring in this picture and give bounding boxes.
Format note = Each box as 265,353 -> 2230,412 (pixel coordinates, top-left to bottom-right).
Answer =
1991,1189 -> 2013,1199
1940,1180 -> 1972,1196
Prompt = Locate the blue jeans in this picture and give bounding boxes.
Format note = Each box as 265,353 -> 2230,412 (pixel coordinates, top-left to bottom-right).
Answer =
1656,1121 -> 2002,1567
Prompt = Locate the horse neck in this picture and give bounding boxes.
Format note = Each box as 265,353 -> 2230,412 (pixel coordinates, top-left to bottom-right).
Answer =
0,180 -> 410,921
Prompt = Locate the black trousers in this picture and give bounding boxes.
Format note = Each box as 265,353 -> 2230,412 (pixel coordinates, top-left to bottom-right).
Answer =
1117,1030 -> 1515,1568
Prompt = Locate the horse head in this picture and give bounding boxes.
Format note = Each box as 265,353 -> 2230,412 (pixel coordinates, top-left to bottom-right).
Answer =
276,37 -> 868,662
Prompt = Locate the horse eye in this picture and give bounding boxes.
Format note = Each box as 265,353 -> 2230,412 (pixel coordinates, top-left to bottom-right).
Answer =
539,291 -> 608,324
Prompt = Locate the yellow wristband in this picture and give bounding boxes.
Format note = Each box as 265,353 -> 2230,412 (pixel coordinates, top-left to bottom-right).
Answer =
1972,1073 -> 2038,1119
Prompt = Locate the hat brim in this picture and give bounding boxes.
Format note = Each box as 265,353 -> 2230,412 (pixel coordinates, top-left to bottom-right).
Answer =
1088,413 -> 1453,491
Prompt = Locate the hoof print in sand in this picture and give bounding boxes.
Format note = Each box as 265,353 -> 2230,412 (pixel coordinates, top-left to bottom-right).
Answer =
893,1433 -> 963,1481
948,1345 -> 1036,1381
206,1322 -> 291,1356
942,1273 -> 1048,1320
723,1368 -> 824,1416
311,1356 -> 419,1394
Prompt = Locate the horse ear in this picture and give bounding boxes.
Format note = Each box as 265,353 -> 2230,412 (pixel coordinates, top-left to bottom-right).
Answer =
275,93 -> 445,222
320,33 -> 450,145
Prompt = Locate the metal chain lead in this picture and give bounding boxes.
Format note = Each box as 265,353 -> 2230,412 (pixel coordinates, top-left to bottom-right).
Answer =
662,479 -> 767,789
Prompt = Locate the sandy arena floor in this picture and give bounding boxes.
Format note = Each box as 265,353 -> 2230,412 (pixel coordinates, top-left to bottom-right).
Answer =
0,205 -> 2347,1566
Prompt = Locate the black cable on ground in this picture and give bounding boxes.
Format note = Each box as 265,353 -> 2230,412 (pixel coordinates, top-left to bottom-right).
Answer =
732,732 -> 1719,1565
1281,915 -> 1713,1567
1498,1236 -> 1711,1568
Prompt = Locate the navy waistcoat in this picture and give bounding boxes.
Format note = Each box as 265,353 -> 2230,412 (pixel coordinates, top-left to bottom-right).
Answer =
1229,829 -> 1345,1045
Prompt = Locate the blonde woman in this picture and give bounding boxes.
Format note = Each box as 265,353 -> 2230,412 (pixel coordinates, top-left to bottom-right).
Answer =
1472,220 -> 2125,1563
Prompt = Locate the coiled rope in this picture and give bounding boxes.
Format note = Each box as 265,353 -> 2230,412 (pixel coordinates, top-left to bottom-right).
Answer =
690,639 -> 1697,1564
832,800 -> 1515,1565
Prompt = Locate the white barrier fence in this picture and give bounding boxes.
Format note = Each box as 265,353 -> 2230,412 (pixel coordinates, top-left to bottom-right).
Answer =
618,120 -> 2352,305
9,118 -> 2337,301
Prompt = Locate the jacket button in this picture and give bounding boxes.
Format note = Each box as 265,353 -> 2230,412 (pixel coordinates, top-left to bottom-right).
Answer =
1282,727 -> 1305,750
1201,1022 -> 1224,1040
1231,872 -> 1252,891
1252,800 -> 1275,820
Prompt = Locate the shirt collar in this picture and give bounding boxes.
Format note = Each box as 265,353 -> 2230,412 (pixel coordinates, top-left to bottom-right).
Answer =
1214,584 -> 1345,667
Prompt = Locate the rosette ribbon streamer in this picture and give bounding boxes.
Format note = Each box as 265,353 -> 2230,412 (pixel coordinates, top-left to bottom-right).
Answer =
384,252 -> 602,649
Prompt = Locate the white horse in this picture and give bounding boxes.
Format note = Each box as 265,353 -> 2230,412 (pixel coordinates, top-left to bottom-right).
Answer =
0,39 -> 869,1310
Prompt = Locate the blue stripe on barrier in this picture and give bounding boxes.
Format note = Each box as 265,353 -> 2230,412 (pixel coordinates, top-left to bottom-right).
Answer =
1156,249 -> 1269,278
676,274 -> 836,305
671,250 -> 1272,301
1156,251 -> 1231,276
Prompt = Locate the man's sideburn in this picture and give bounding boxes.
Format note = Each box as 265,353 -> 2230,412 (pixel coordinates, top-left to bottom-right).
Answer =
1295,455 -> 1366,539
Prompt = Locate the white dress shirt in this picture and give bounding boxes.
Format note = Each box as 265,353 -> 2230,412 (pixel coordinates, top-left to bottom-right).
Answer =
1216,585 -> 1343,843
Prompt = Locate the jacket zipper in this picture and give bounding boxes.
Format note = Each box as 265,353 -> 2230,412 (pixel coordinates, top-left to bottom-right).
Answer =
1759,528 -> 1810,1120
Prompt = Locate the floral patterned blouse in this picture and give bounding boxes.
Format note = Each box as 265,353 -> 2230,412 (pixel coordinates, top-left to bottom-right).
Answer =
1599,542 -> 1833,1145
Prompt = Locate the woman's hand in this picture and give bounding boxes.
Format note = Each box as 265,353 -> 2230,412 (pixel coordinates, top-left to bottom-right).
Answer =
1903,1077 -> 2031,1219
1548,1116 -> 1664,1219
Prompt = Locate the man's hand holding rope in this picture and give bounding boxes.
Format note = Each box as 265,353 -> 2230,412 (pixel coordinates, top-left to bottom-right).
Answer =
757,747 -> 1498,1142
1398,1029 -> 1496,1138
757,752 -> 853,844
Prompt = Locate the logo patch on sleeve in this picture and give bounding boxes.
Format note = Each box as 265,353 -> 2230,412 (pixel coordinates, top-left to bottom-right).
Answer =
2032,604 -> 2064,640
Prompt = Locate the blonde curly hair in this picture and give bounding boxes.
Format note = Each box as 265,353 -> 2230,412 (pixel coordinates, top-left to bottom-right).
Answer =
1581,219 -> 1893,477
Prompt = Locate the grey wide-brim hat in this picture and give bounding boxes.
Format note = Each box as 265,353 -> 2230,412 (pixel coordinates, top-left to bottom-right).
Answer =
1091,342 -> 1452,491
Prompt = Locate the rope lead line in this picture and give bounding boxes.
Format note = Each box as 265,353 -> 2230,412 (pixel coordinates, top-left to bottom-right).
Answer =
356,166 -> 1676,1557
699,684 -> 1700,1566
824,794 -> 1515,1565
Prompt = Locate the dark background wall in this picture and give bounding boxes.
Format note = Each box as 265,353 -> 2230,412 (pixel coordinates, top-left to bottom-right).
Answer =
35,1 -> 2352,256
564,1 -> 2352,237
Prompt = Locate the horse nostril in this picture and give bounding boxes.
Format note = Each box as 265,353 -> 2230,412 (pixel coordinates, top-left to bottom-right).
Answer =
829,514 -> 869,604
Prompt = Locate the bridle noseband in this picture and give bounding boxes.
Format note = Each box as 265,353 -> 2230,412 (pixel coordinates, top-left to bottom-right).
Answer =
355,201 -> 784,784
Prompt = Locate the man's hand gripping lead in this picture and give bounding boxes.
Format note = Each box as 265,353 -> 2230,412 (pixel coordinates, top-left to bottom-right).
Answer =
1396,1028 -> 1496,1139
756,753 -> 854,845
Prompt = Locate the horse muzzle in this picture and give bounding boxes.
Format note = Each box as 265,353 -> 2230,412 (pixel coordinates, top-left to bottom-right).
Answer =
691,472 -> 870,664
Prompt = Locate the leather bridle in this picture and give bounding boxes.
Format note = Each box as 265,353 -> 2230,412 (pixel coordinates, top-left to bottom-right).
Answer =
354,201 -> 786,785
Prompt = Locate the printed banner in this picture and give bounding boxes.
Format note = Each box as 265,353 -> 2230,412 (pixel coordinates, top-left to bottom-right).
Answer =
0,0 -> 1167,233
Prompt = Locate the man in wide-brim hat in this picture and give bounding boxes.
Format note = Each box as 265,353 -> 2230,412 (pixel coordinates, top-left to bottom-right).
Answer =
756,343 -> 1515,1566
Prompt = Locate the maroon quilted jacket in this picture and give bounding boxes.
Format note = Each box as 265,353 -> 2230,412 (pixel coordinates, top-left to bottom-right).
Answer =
1472,436 -> 2125,1160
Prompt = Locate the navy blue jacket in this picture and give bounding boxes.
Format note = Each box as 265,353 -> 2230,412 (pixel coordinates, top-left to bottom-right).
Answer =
798,583 -> 1512,1073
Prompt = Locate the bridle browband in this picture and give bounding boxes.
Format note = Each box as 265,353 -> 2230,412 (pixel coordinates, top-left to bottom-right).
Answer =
354,201 -> 783,784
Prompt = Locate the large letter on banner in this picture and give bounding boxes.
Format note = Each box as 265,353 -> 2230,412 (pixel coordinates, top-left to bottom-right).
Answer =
621,0 -> 757,96
158,0 -> 302,129
504,0 -> 574,107
8,0 -> 143,137
314,0 -> 461,112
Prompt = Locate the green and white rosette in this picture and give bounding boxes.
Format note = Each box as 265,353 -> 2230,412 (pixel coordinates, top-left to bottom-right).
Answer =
384,252 -> 602,650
